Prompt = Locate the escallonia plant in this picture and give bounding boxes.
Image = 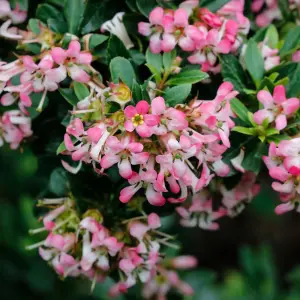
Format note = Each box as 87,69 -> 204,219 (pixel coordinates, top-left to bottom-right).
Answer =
1,0 -> 300,298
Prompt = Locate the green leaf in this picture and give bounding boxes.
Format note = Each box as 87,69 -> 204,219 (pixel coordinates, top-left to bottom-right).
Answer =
252,27 -> 268,43
132,80 -> 143,102
136,0 -> 157,17
48,18 -> 68,33
89,34 -> 108,49
230,98 -> 251,125
110,57 -> 136,88
166,68 -> 209,85
164,84 -> 192,107
278,0 -> 291,20
200,0 -> 231,12
28,19 -> 41,35
265,128 -> 280,136
286,63 -> 300,97
146,48 -> 163,74
64,0 -> 86,35
107,34 -> 130,62
36,3 -> 63,23
59,88 -> 79,106
220,54 -> 247,92
130,49 -> 146,66
27,92 -> 49,118
265,25 -> 279,48
49,168 -> 69,196
286,119 -> 300,130
74,82 -> 90,100
279,26 -> 300,56
242,143 -> 266,174
245,39 -> 265,82
163,50 -> 176,72
232,126 -> 255,135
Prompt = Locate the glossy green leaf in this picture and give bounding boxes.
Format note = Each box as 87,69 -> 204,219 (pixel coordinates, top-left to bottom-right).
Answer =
74,82 -> 90,100
146,48 -> 163,74
163,50 -> 176,72
89,34 -> 108,49
200,0 -> 231,12
164,84 -> 192,106
279,26 -> 300,56
64,0 -> 86,35
245,39 -> 265,82
230,98 -> 251,125
110,57 -> 136,88
49,168 -> 69,196
265,25 -> 279,48
28,19 -> 41,35
136,0 -> 157,17
166,68 -> 209,85
220,54 -> 247,92
232,126 -> 256,135
36,3 -> 63,23
107,34 -> 130,62
287,63 -> 300,97
59,88 -> 79,106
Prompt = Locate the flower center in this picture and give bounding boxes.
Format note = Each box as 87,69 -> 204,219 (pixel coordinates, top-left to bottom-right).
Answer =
132,114 -> 144,127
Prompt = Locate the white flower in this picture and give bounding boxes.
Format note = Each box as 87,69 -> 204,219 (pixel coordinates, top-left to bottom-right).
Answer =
101,12 -> 134,49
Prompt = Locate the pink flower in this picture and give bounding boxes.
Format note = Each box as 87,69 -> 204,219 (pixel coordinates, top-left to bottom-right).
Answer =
51,40 -> 92,83
221,172 -> 260,217
120,159 -> 166,206
253,85 -> 300,131
101,134 -> 149,179
176,190 -> 226,230
124,100 -> 159,137
0,109 -> 32,149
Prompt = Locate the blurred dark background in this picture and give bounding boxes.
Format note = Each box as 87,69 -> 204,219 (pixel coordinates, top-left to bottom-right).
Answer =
2,146 -> 300,300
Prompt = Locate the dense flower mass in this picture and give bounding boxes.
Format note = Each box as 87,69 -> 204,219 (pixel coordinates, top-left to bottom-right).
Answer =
61,82 -> 238,206
264,138 -> 300,214
138,0 -> 250,73
28,197 -> 197,298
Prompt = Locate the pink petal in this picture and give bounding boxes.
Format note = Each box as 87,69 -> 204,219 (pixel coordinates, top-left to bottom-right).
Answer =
100,153 -> 120,169
275,114 -> 287,131
257,90 -> 274,108
77,53 -> 92,65
138,22 -> 152,36
282,98 -> 300,115
87,127 -> 103,143
64,133 -> 74,151
150,33 -> 162,54
174,8 -> 188,27
69,66 -> 90,83
124,105 -> 137,118
149,7 -> 164,25
148,213 -> 161,229
273,85 -> 286,104
129,222 -> 149,240
275,202 -> 294,215
136,100 -> 150,115
118,158 -> 132,179
124,120 -> 135,132
136,124 -> 152,137
161,33 -> 177,52
51,47 -> 67,64
67,40 -> 81,57
151,96 -> 166,115
253,109 -> 274,124
127,142 -> 143,153
146,185 -> 166,206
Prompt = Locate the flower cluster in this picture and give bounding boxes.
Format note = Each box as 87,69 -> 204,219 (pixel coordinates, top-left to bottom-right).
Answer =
0,109 -> 32,149
0,40 -> 93,114
264,138 -> 300,214
62,81 -> 238,206
28,197 -> 197,299
0,0 -> 27,24
176,172 -> 260,230
138,0 -> 250,73
253,85 -> 300,131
